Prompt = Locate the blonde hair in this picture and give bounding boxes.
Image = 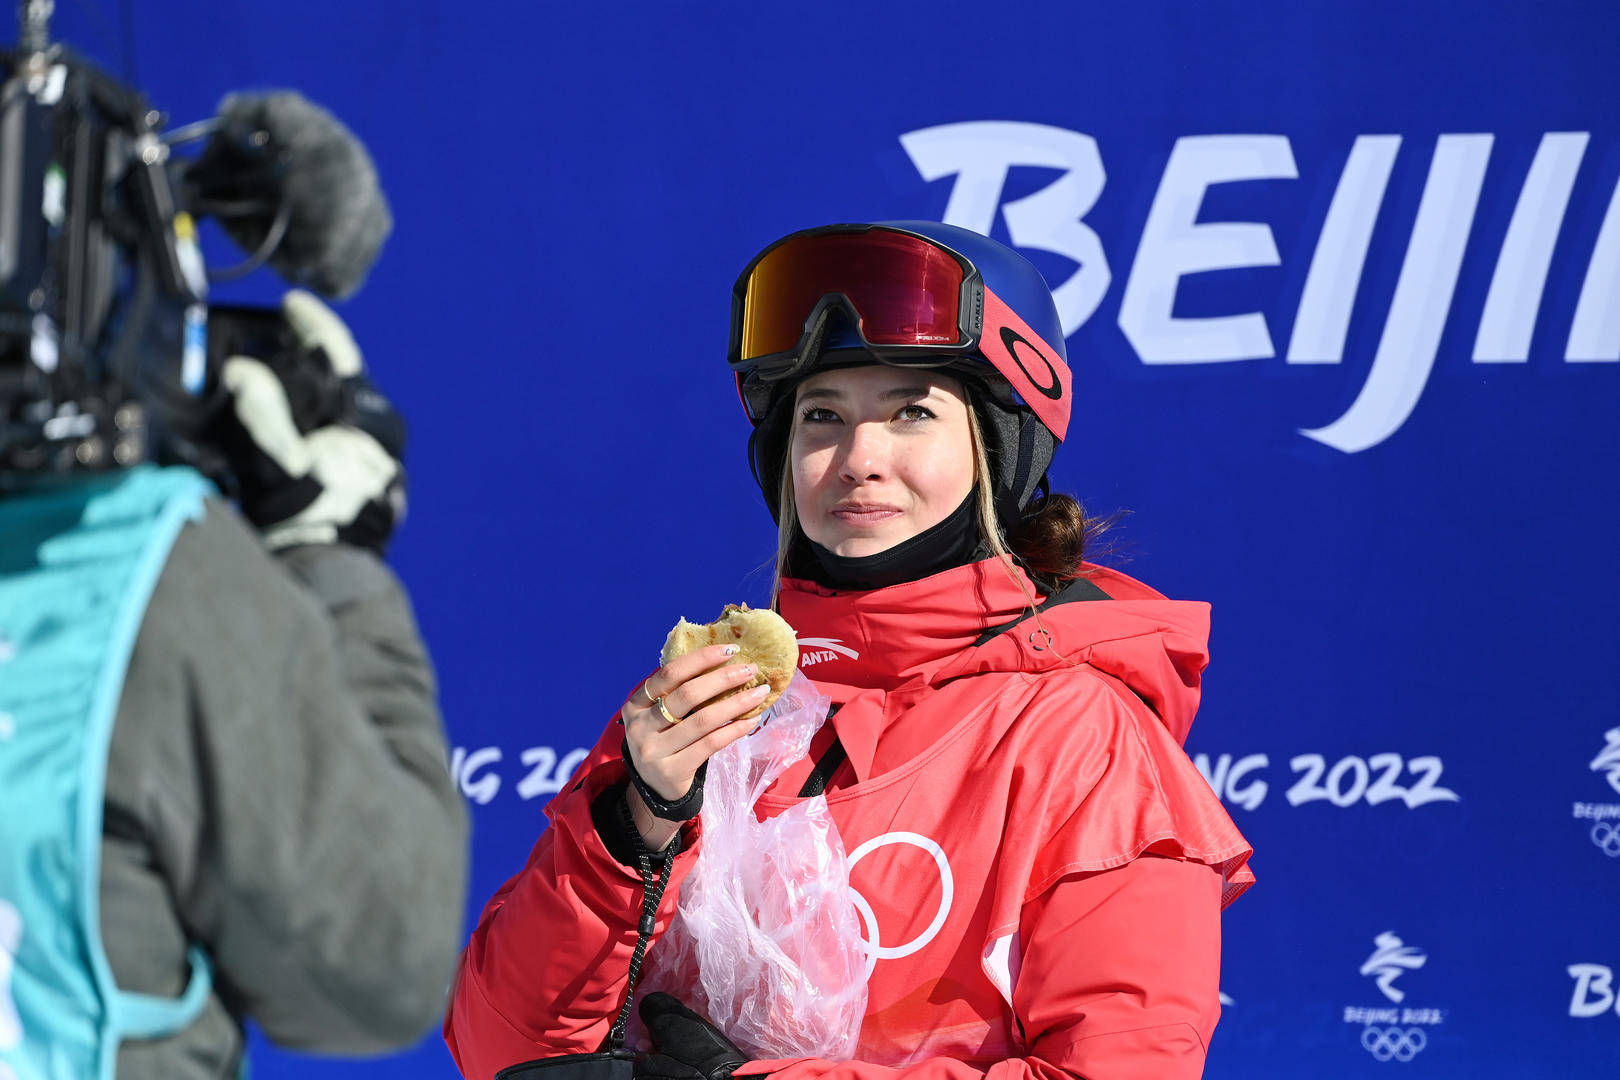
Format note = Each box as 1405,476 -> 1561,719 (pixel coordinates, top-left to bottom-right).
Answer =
772,465 -> 798,605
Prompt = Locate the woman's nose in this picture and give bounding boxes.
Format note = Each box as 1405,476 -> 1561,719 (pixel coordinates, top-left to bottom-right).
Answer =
837,422 -> 890,482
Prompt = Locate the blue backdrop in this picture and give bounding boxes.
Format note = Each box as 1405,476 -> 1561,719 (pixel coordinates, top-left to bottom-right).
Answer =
38,1 -> 1620,1076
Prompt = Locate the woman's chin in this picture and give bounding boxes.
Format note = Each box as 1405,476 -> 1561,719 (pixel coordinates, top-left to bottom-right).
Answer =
823,533 -> 906,559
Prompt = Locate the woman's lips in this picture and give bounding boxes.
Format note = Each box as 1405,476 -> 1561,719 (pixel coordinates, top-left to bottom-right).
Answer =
830,503 -> 903,527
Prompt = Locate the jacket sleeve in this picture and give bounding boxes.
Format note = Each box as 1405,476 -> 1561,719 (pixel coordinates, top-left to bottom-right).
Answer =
109,504 -> 470,1053
444,726 -> 703,1080
743,855 -> 1223,1080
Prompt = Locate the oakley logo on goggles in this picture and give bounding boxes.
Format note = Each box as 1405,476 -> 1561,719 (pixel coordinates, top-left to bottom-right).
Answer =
729,224 -> 1072,440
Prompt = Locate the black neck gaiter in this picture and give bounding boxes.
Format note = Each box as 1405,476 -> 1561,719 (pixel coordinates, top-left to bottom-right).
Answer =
795,490 -> 988,592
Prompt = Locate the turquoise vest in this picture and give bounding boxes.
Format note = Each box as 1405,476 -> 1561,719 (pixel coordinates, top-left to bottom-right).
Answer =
0,466 -> 215,1080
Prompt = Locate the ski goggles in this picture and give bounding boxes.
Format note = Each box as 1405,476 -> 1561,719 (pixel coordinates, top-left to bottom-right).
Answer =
728,224 -> 1071,437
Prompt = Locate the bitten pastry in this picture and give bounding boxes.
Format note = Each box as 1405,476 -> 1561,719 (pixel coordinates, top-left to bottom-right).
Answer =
661,604 -> 799,720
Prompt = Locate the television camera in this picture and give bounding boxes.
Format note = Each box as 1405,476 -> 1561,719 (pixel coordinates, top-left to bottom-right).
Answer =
0,0 -> 393,485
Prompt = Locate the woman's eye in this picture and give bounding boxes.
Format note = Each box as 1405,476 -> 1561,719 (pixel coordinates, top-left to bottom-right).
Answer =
897,405 -> 935,422
800,406 -> 840,424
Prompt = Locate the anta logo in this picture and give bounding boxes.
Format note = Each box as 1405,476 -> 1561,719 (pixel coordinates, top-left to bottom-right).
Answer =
799,637 -> 858,667
1591,728 -> 1620,796
901,121 -> 1619,452
1360,931 -> 1427,1004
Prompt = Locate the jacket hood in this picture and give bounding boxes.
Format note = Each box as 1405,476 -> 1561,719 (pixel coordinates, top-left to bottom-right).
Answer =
777,558 -> 1211,745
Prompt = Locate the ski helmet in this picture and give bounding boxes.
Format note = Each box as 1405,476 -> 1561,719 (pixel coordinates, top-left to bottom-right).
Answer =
729,221 -> 1071,528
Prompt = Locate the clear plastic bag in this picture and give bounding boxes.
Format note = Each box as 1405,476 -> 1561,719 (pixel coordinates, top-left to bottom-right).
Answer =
632,671 -> 868,1061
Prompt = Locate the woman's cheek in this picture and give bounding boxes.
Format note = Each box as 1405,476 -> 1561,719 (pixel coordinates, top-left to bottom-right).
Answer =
908,451 -> 974,505
792,450 -> 833,507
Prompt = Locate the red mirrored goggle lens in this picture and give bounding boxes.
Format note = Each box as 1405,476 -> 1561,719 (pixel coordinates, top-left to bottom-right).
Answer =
739,230 -> 967,361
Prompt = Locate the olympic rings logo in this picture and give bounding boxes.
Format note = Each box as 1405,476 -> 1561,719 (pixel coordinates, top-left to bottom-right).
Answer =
1360,1025 -> 1427,1062
846,832 -> 955,980
1592,822 -> 1620,857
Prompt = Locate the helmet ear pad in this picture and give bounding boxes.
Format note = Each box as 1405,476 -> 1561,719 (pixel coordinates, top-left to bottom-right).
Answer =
748,395 -> 795,525
960,376 -> 1057,528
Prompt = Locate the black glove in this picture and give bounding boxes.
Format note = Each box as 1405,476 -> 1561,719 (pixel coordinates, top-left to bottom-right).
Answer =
216,290 -> 407,554
634,993 -> 750,1080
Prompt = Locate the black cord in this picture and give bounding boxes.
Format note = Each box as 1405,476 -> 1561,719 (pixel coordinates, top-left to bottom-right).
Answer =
607,796 -> 677,1052
206,195 -> 291,282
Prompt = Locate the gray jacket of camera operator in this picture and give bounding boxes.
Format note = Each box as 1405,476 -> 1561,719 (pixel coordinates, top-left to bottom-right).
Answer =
99,499 -> 468,1079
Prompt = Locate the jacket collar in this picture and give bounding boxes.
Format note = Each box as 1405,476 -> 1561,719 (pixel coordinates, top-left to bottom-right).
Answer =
777,558 -> 1212,782
778,558 -> 1041,694
778,559 -> 1041,783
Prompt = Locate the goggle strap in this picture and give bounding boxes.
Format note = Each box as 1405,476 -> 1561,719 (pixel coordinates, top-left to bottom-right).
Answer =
979,287 -> 1071,441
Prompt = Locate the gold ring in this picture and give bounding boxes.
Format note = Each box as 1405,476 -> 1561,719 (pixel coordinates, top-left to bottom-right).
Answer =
638,681 -> 658,708
653,696 -> 682,726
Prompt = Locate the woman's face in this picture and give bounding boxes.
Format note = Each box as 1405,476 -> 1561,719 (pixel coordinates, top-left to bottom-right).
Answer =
790,365 -> 977,559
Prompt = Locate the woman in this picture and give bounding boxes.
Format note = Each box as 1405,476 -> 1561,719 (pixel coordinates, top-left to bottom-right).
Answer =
445,222 -> 1254,1080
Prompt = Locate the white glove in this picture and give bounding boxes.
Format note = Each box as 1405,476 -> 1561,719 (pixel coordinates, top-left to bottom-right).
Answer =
219,290 -> 406,552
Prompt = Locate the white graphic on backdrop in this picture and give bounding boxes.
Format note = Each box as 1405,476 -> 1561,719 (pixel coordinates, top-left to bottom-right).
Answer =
1121,135 -> 1298,365
1361,932 -> 1427,1003
0,899 -> 22,1051
1591,822 -> 1620,858
1192,751 -> 1460,811
1591,728 -> 1620,795
1571,728 -> 1620,857
1343,931 -> 1445,1062
900,124 -> 1618,452
1286,754 -> 1459,808
1298,134 -> 1489,453
1193,753 -> 1270,810
449,745 -> 589,806
1568,964 -> 1620,1018
1359,1026 -> 1427,1063
900,123 -> 1110,340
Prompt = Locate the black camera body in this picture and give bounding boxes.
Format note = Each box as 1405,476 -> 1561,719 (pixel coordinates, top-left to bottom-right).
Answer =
0,7 -> 388,489
0,39 -> 198,477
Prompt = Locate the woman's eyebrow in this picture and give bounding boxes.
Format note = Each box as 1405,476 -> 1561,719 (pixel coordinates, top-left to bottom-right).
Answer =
798,384 -> 936,404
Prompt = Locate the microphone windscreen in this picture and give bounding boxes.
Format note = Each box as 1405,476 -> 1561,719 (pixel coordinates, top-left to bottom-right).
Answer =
213,91 -> 393,299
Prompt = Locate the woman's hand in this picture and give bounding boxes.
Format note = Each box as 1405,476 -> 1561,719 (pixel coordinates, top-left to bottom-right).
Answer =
621,643 -> 770,849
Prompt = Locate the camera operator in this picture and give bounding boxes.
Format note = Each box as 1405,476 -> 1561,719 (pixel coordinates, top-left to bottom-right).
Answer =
0,289 -> 468,1079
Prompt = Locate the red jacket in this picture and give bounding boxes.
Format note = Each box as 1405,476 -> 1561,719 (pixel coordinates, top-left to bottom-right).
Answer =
446,560 -> 1253,1080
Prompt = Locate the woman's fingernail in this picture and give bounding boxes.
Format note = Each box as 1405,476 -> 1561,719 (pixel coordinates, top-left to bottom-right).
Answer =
736,664 -> 756,680
721,645 -> 740,657
748,684 -> 770,698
